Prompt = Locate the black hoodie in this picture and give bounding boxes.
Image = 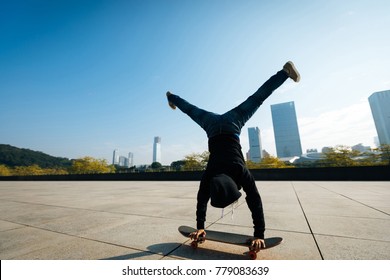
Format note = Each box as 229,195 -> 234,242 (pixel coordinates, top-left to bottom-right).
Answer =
196,134 -> 266,239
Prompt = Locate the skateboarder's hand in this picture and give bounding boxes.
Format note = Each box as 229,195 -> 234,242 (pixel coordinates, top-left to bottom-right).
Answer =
189,229 -> 206,241
250,239 -> 265,251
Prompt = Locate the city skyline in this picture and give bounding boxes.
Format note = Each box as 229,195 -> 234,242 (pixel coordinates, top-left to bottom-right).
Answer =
1,1 -> 389,165
118,91 -> 384,166
112,149 -> 133,167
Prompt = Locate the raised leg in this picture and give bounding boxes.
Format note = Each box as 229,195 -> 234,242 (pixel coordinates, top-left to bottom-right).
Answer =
221,70 -> 289,134
167,92 -> 220,138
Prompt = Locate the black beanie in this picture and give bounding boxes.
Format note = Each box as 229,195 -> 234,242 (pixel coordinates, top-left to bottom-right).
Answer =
210,174 -> 241,208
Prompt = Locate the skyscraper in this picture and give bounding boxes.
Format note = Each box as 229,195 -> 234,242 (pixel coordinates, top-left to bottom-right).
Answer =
128,152 -> 134,167
153,136 -> 161,163
248,127 -> 263,163
113,149 -> 134,167
271,101 -> 302,158
112,149 -> 119,165
368,90 -> 390,145
119,156 -> 128,167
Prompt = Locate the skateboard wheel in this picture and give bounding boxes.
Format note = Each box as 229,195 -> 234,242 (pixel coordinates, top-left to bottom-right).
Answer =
191,241 -> 198,249
249,251 -> 257,260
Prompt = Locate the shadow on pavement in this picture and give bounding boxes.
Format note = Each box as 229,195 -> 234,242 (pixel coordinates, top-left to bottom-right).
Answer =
101,242 -> 251,260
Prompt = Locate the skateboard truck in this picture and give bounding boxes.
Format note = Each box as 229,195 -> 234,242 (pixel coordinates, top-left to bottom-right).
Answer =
190,234 -> 206,249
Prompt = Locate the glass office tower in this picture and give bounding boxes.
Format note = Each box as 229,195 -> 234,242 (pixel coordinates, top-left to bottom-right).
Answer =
153,136 -> 161,163
248,127 -> 263,163
271,101 -> 302,158
369,90 -> 390,145
112,149 -> 119,165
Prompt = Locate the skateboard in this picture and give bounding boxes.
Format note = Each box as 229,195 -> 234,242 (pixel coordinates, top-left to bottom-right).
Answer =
178,225 -> 282,260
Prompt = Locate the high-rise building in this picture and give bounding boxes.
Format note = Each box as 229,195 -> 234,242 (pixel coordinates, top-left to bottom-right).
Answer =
128,152 -> 134,167
112,149 -> 119,165
368,90 -> 390,145
113,149 -> 133,167
119,156 -> 128,167
271,101 -> 302,158
153,136 -> 161,163
247,127 -> 263,163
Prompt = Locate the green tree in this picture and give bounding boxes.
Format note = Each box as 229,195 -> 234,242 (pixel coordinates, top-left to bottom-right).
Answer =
13,164 -> 45,176
247,155 -> 290,169
44,167 -> 69,175
183,151 -> 209,170
320,145 -> 360,167
375,144 -> 390,165
69,157 -> 115,174
0,144 -> 71,168
170,160 -> 186,171
150,162 -> 162,169
0,164 -> 11,176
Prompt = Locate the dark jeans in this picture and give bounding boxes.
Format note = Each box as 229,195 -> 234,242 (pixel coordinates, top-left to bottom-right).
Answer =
168,70 -> 288,138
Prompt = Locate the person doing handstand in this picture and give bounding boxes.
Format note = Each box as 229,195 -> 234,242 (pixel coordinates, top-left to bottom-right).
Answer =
166,61 -> 300,251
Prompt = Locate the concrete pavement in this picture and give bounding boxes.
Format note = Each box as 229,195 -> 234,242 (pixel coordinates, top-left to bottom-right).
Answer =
0,181 -> 389,260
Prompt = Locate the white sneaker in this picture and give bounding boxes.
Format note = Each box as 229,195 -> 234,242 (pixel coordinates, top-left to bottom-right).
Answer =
283,61 -> 300,82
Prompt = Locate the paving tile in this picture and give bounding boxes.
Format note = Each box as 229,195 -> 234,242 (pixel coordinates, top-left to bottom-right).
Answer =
260,230 -> 322,260
32,211 -> 131,236
263,201 -> 303,214
1,181 -> 389,260
214,202 -> 311,233
0,226 -> 161,260
1,201 -> 86,225
78,216 -> 190,256
93,197 -> 199,220
0,226 -> 69,259
315,235 -> 390,260
0,220 -> 25,232
293,182 -> 390,219
301,202 -> 389,219
307,215 -> 390,242
265,211 -> 311,233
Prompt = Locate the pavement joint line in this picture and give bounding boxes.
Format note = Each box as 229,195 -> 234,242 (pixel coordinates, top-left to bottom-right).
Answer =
0,218 -> 167,256
304,213 -> 390,220
291,182 -> 324,260
163,243 -> 186,258
0,198 -> 193,223
313,183 -> 390,217
0,221 -> 25,233
2,181 -> 389,260
101,252 -> 163,260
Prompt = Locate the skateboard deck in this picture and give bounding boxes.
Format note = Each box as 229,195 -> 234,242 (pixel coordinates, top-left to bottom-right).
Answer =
178,225 -> 282,260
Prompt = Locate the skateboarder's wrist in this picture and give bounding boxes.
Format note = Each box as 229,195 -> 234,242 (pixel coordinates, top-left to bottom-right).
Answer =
254,231 -> 264,239
197,221 -> 205,230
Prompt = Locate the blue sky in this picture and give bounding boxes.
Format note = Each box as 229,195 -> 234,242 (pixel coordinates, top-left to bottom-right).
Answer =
1,0 -> 389,165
